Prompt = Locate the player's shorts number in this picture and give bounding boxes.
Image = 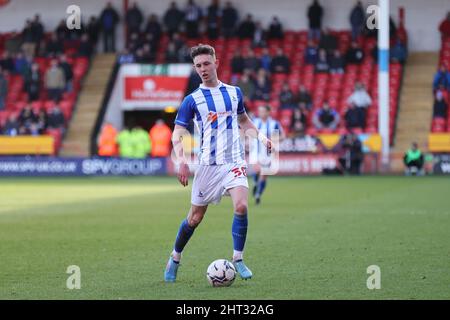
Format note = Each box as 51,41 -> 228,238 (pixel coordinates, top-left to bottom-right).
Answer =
231,167 -> 247,178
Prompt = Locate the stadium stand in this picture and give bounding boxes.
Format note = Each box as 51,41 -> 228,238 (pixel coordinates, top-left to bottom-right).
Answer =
430,36 -> 450,133
0,31 -> 90,154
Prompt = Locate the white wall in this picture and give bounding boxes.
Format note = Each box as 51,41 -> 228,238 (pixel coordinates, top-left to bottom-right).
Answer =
0,0 -> 447,51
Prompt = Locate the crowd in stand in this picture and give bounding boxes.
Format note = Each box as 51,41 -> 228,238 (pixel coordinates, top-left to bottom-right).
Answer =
0,9 -> 101,137
431,12 -> 450,123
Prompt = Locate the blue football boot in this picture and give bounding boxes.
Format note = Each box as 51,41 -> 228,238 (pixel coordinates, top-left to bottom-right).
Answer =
164,256 -> 179,282
233,259 -> 253,280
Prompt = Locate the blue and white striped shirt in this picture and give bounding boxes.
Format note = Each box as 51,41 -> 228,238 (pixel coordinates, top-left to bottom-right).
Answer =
175,81 -> 246,165
251,117 -> 283,157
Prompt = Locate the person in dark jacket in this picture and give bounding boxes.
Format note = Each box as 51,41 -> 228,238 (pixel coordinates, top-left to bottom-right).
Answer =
307,0 -> 323,40
126,2 -> 143,37
433,90 -> 448,119
268,16 -> 284,39
270,48 -> 290,74
24,63 -> 41,102
206,0 -> 222,40
222,1 -> 238,38
349,1 -> 365,40
238,14 -> 256,39
100,2 -> 120,52
163,2 -> 184,39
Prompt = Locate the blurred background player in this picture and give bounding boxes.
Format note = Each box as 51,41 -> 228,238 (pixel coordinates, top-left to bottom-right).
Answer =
250,104 -> 285,205
165,44 -> 272,283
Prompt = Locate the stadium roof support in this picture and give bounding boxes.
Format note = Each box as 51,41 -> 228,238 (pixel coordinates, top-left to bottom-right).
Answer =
378,0 -> 390,167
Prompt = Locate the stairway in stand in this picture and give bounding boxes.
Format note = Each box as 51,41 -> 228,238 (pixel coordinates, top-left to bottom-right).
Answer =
59,53 -> 117,157
390,52 -> 438,172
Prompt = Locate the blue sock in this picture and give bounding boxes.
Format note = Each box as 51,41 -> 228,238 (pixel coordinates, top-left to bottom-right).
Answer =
232,213 -> 248,252
253,173 -> 259,184
173,219 -> 195,255
256,180 -> 266,197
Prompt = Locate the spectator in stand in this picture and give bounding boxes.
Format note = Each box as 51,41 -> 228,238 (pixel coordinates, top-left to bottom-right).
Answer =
149,119 -> 172,157
118,48 -> 135,64
252,22 -> 267,48
345,102 -> 364,130
59,55 -> 74,92
271,48 -> 290,74
47,105 -> 66,130
128,32 -> 141,53
345,41 -> 365,64
329,49 -> 345,74
18,104 -> 38,133
14,52 -> 30,76
433,90 -> 448,119
21,19 -> 36,59
145,14 -> 162,45
315,49 -> 329,73
252,69 -> 271,101
126,2 -> 144,38
313,102 -> 340,130
318,28 -> 338,54
0,51 -> 15,73
100,2 -> 120,53
349,1 -> 365,40
279,83 -> 296,110
222,1 -> 238,38
141,44 -> 155,63
45,59 -> 66,102
230,49 -> 245,74
290,107 -> 308,137
178,44 -> 192,63
3,114 -> 20,136
78,34 -> 93,58
439,12 -> 450,39
390,39 -> 407,64
295,85 -> 313,110
244,49 -> 261,73
171,32 -> 185,52
32,14 -> 45,51
5,32 -> 22,55
433,65 -> 450,91
307,0 -> 323,41
184,0 -> 203,39
46,32 -> 64,57
165,41 -> 179,63
259,48 -> 272,73
24,63 -> 40,102
143,32 -> 158,57
238,14 -> 256,39
98,122 -> 118,157
436,84 -> 449,103
36,108 -> 48,134
134,48 -> 145,63
164,2 -> 184,39
304,40 -> 319,65
55,19 -> 69,43
236,70 -> 255,103
403,142 -> 425,176
347,82 -> 372,128
0,68 -> 7,110
86,16 -> 100,46
205,0 -> 222,40
268,16 -> 283,40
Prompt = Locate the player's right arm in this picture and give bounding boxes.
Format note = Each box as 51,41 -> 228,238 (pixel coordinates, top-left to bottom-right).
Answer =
172,95 -> 196,187
172,125 -> 190,187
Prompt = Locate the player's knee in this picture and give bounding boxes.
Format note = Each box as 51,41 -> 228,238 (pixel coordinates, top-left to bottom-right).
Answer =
234,201 -> 248,215
188,210 -> 205,227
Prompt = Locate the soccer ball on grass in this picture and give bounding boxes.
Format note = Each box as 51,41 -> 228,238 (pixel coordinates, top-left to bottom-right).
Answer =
206,259 -> 236,287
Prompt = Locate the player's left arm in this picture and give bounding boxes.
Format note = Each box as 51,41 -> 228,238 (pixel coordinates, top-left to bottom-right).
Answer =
238,112 -> 273,153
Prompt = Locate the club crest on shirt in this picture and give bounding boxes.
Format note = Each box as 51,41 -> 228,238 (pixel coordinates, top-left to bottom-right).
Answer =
207,111 -> 218,123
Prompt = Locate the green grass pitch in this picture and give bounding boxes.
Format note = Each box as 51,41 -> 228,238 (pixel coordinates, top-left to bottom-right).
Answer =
0,176 -> 449,300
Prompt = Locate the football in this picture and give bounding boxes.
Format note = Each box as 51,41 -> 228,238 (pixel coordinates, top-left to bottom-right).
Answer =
206,259 -> 236,287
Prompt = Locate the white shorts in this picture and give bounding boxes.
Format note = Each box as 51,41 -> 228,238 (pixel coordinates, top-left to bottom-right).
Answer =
191,161 -> 249,206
